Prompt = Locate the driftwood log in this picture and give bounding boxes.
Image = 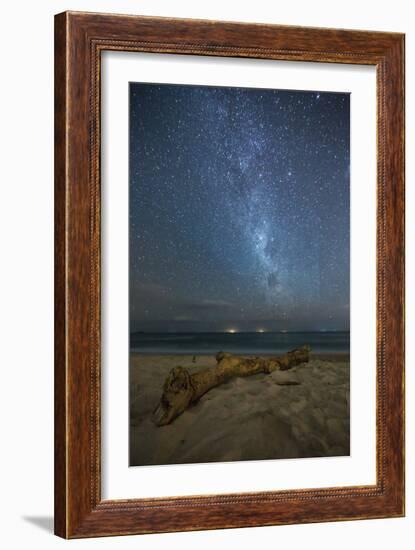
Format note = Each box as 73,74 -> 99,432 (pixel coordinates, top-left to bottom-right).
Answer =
152,346 -> 310,426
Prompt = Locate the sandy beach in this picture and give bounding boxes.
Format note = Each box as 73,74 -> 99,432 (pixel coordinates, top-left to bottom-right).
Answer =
129,353 -> 350,466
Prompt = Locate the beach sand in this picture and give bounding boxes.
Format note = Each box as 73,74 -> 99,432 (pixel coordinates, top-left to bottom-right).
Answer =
129,353 -> 350,466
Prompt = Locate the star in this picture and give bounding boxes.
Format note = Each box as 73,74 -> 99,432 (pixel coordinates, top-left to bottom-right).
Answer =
129,83 -> 350,333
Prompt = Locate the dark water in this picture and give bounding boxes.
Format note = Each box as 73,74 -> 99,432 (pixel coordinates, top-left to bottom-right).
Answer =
130,331 -> 350,355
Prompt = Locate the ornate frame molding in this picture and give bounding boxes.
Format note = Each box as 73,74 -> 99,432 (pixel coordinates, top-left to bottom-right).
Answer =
55,11 -> 404,538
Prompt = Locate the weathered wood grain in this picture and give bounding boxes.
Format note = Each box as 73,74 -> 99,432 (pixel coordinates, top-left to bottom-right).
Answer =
152,347 -> 310,426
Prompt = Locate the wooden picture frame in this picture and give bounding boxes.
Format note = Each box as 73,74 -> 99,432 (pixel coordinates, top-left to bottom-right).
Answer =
54,11 -> 405,538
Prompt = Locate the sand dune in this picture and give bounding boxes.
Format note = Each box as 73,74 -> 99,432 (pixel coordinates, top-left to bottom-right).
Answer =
129,353 -> 350,466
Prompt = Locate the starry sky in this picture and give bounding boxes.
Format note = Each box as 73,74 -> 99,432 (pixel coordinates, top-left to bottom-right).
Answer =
129,83 -> 350,333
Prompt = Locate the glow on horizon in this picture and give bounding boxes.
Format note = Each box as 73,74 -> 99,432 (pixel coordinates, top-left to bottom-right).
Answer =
227,328 -> 238,334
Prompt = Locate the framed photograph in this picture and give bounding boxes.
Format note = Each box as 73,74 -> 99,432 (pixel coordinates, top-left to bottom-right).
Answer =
54,11 -> 405,538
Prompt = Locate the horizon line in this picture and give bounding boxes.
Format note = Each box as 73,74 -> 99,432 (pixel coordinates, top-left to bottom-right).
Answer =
130,329 -> 350,334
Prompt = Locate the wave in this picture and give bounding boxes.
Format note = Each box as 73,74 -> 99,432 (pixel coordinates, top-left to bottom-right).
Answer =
130,331 -> 350,355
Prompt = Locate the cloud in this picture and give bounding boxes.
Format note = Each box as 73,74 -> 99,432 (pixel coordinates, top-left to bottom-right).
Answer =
186,299 -> 234,311
131,280 -> 237,323
267,271 -> 280,289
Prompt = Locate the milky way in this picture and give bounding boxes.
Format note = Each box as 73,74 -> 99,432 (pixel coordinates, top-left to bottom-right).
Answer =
129,83 -> 350,332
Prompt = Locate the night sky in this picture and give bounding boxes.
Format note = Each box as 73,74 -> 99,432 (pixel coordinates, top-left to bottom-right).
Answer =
129,83 -> 350,333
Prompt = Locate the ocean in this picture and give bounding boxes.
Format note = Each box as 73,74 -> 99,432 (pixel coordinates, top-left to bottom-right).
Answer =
130,331 -> 350,355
